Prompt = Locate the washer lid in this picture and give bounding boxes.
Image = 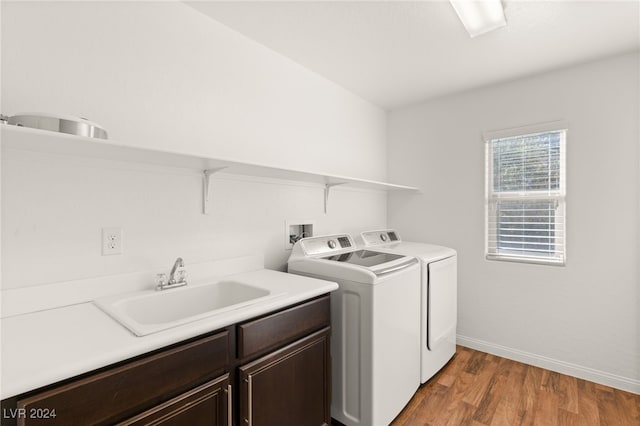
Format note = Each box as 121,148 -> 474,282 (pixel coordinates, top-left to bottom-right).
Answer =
320,250 -> 417,276
321,250 -> 404,267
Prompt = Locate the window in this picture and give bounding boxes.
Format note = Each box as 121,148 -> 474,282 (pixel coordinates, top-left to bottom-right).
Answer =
484,123 -> 566,265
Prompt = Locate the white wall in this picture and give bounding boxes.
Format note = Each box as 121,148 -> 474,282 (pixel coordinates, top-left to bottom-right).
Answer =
1,1 -> 386,181
0,1 -> 387,289
388,52 -> 640,392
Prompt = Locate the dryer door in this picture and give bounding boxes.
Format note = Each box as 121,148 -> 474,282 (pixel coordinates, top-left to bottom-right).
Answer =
428,256 -> 457,350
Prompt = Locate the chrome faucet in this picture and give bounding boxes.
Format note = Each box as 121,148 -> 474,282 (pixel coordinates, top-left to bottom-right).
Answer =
156,257 -> 188,291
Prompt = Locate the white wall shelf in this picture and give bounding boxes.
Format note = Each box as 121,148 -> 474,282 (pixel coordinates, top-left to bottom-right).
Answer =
1,124 -> 420,213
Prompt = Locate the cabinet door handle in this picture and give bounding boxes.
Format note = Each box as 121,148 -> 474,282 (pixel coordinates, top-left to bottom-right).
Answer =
227,384 -> 232,426
245,375 -> 253,426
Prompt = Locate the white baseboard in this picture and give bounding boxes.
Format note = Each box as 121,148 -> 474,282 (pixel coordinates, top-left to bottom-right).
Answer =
457,334 -> 640,395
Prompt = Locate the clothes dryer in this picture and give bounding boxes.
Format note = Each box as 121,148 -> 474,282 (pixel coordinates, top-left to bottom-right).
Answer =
358,229 -> 457,383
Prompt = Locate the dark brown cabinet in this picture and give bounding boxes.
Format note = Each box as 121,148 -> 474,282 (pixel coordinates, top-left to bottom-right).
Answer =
3,294 -> 330,426
239,328 -> 330,426
13,331 -> 231,426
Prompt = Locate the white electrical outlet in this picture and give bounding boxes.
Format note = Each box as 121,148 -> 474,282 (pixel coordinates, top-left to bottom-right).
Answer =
102,227 -> 123,256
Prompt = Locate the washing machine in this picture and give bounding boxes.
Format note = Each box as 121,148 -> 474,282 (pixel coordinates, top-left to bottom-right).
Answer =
288,234 -> 421,426
358,229 -> 457,383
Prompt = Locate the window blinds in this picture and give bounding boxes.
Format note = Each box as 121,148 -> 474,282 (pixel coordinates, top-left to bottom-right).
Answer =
485,129 -> 566,265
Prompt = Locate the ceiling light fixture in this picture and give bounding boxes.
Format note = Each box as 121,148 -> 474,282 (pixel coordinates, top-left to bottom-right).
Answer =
450,0 -> 507,38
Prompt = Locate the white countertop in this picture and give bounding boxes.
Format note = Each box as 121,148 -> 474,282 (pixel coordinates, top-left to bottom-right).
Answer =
0,269 -> 338,399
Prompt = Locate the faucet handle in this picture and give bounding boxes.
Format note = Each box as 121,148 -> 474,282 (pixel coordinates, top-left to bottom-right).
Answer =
175,269 -> 187,284
155,273 -> 168,288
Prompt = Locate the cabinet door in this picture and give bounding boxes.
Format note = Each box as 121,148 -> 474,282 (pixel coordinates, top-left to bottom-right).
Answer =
239,328 -> 330,426
117,374 -> 231,426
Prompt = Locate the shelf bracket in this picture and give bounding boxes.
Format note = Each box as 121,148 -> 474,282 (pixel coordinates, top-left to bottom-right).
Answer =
203,167 -> 228,215
324,183 -> 346,214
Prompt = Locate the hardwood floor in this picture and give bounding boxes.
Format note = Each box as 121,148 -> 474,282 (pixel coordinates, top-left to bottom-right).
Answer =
391,346 -> 640,426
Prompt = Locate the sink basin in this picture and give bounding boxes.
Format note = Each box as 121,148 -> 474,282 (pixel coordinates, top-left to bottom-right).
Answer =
95,281 -> 283,336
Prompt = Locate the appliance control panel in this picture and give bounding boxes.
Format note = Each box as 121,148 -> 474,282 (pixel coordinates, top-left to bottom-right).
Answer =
299,234 -> 356,256
337,236 -> 352,248
361,229 -> 402,246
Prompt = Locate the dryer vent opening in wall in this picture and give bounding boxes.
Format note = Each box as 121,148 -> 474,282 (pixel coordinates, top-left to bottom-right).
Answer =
285,220 -> 315,250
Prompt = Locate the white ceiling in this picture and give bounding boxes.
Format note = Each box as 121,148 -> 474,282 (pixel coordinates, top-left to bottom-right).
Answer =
187,1 -> 640,110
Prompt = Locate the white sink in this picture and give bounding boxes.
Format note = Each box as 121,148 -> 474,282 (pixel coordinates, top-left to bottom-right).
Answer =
95,281 -> 283,336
